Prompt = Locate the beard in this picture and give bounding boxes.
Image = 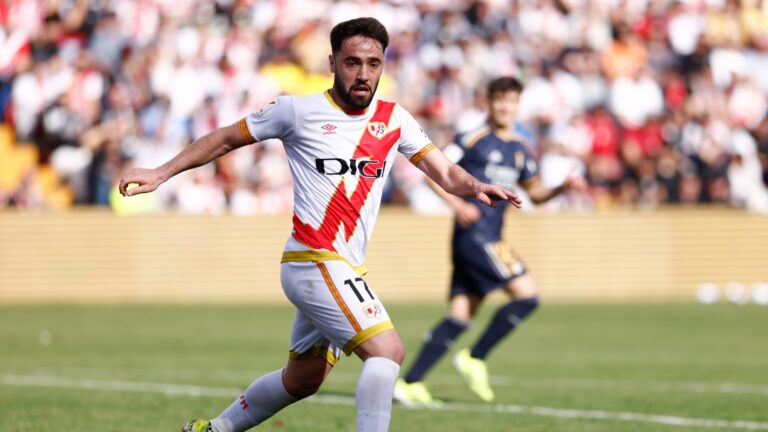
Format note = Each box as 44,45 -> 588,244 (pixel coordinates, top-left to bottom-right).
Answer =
333,75 -> 377,110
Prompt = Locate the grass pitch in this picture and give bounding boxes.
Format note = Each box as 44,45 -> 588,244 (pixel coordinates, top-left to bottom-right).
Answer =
1,302 -> 766,432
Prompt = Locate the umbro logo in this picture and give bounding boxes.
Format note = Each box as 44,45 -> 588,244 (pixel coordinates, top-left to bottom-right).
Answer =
321,124 -> 337,135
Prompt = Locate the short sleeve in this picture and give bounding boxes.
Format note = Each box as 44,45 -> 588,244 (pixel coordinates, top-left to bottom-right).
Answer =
238,96 -> 295,144
442,132 -> 465,164
396,106 -> 436,165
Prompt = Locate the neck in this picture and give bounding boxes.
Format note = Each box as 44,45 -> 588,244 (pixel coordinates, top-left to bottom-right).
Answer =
490,122 -> 515,140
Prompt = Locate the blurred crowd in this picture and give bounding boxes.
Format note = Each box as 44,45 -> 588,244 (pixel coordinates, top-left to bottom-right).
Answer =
1,0 -> 768,214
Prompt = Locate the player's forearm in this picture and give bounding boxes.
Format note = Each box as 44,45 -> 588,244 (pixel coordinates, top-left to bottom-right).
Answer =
417,149 -> 488,201
527,183 -> 565,204
157,127 -> 244,181
435,163 -> 483,199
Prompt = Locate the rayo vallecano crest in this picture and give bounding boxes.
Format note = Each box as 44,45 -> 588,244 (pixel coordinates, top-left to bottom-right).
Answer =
367,122 -> 387,139
362,302 -> 383,319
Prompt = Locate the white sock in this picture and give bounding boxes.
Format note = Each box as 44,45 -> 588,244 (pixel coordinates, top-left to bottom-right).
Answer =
356,357 -> 400,432
210,369 -> 296,432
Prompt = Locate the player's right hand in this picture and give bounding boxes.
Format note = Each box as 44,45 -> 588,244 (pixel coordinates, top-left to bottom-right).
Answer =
119,168 -> 165,197
563,174 -> 587,192
474,183 -> 522,209
456,202 -> 481,227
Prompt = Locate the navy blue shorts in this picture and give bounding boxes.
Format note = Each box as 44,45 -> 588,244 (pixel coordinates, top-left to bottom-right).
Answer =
450,240 -> 527,299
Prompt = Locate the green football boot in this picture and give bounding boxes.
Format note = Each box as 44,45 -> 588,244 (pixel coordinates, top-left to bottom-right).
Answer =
180,419 -> 211,432
393,378 -> 442,407
452,348 -> 495,402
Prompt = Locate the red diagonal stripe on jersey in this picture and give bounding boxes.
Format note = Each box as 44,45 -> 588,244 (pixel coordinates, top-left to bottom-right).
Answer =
293,101 -> 401,252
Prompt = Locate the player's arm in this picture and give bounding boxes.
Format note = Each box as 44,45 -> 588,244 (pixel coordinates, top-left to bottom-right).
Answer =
423,176 -> 482,227
522,175 -> 586,205
119,123 -> 248,197
416,149 -> 522,209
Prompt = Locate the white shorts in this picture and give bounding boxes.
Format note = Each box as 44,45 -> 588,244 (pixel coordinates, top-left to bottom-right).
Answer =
280,260 -> 393,365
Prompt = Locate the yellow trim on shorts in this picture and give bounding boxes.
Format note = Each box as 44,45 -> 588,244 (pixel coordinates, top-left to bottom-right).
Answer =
281,250 -> 368,276
316,262 -> 363,334
237,118 -> 256,144
288,346 -> 340,367
342,321 -> 395,356
409,143 -> 437,165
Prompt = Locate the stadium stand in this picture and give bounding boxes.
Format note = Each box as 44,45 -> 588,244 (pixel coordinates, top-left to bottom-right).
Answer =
0,0 -> 767,213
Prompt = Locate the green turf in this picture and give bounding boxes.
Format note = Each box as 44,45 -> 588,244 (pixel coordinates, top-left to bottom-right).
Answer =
1,303 -> 766,431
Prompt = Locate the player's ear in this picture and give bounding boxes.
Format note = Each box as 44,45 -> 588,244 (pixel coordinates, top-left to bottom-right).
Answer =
328,54 -> 335,73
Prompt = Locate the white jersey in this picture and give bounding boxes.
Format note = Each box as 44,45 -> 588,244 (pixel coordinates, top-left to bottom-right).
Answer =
239,90 -> 435,269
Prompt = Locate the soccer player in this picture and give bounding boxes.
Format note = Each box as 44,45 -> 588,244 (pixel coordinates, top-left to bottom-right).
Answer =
393,77 -> 585,406
118,18 -> 521,432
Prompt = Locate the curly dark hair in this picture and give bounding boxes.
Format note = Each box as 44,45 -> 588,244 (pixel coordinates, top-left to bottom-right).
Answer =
330,17 -> 389,54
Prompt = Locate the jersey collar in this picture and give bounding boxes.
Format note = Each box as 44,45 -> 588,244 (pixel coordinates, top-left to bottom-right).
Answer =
324,90 -> 371,116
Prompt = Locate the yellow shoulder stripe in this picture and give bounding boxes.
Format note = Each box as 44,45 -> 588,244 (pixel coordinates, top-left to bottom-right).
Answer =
463,127 -> 491,149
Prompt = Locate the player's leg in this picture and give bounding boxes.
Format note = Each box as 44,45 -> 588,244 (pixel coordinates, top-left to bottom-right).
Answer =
451,291 -> 497,402
204,356 -> 331,432
454,266 -> 540,403
201,308 -> 338,432
352,329 -> 403,431
397,294 -> 477,385
183,262 -> 346,432
395,271 -> 480,406
453,245 -> 535,402
285,260 -> 400,432
449,292 -> 482,321
469,273 -> 540,361
282,352 -> 335,397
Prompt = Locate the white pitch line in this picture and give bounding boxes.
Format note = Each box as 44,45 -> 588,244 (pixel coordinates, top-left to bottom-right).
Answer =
484,376 -> 768,397
25,366 -> 768,397
3,374 -> 768,430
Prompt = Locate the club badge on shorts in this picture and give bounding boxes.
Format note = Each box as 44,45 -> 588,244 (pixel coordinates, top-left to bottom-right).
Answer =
362,302 -> 382,320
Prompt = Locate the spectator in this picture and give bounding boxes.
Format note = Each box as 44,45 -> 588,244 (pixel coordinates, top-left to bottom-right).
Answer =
0,0 -> 766,213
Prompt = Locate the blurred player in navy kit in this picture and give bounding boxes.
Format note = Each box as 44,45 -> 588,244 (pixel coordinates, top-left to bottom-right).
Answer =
394,77 -> 586,405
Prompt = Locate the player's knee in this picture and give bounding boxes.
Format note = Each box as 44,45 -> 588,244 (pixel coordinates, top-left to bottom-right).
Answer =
283,372 -> 325,399
282,358 -> 330,399
374,339 -> 405,365
510,275 -> 540,299
355,330 -> 405,365
390,341 -> 405,365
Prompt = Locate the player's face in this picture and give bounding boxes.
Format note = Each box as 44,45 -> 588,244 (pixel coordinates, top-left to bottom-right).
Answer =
329,36 -> 384,110
488,91 -> 520,129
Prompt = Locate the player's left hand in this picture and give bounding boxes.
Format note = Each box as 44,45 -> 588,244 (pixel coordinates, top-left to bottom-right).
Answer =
563,174 -> 587,192
475,183 -> 522,209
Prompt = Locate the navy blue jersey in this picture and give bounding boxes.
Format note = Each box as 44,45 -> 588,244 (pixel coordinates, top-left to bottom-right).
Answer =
448,125 -> 538,245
